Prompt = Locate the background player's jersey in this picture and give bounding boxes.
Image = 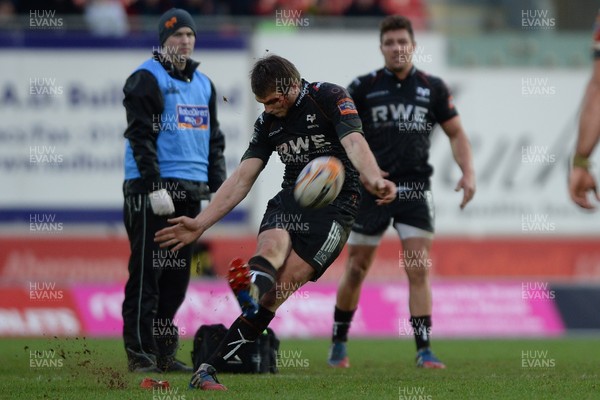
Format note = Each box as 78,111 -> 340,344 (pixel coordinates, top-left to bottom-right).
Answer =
242,79 -> 361,214
349,67 -> 457,186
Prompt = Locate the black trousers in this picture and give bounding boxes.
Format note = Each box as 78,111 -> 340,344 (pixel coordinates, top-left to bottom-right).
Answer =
122,193 -> 200,365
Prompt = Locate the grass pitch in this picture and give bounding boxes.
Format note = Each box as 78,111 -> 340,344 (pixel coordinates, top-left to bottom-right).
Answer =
0,337 -> 598,399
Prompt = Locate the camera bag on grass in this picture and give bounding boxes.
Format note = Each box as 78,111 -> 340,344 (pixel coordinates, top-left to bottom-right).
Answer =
191,323 -> 279,373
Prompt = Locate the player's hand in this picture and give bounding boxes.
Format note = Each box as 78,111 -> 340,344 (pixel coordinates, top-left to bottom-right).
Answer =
155,216 -> 203,251
455,173 -> 476,209
366,178 -> 397,205
569,167 -> 599,210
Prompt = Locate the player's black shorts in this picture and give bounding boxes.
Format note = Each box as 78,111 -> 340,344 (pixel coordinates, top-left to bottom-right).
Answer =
259,188 -> 355,280
352,183 -> 434,235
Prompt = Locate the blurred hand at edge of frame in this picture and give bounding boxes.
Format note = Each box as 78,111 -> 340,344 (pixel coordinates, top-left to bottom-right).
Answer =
569,167 -> 600,210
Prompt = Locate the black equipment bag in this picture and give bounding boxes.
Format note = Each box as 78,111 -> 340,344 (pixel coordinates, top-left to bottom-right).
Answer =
191,323 -> 279,374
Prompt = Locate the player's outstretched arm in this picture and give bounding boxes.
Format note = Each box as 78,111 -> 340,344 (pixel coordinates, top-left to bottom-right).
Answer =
569,59 -> 600,210
341,131 -> 397,204
441,116 -> 476,209
155,157 -> 265,250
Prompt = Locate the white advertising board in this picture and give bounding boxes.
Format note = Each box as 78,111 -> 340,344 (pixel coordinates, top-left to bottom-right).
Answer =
431,69 -> 598,235
0,49 -> 252,215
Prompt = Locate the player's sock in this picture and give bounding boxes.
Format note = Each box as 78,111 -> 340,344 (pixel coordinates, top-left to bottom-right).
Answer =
248,256 -> 277,297
332,306 -> 356,343
207,305 -> 275,371
410,315 -> 432,350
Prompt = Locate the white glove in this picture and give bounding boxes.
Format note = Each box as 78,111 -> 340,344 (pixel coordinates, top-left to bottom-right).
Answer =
148,189 -> 175,216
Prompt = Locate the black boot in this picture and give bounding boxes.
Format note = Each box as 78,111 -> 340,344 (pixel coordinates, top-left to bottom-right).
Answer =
126,348 -> 161,373
157,354 -> 193,372
156,331 -> 192,373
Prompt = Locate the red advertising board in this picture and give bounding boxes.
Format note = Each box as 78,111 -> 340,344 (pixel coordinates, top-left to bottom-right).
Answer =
1,236 -> 599,283
0,286 -> 81,336
0,237 -> 130,283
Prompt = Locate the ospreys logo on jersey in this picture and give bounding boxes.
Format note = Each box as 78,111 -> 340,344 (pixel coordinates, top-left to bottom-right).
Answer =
177,105 -> 208,129
306,114 -> 319,129
416,87 -> 431,103
276,134 -> 331,163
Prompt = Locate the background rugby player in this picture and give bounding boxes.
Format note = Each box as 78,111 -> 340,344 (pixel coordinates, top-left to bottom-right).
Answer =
328,15 -> 476,369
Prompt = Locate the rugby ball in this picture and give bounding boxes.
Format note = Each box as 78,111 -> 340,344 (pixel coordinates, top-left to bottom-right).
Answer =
294,156 -> 345,208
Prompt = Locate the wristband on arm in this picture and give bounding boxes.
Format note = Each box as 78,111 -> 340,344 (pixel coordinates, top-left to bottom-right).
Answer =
572,154 -> 591,170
